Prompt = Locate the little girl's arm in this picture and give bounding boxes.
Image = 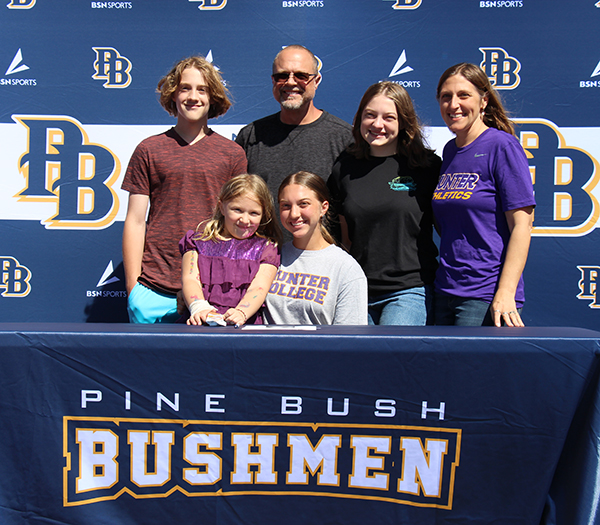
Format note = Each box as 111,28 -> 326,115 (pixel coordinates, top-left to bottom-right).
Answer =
182,250 -> 216,325
223,263 -> 278,326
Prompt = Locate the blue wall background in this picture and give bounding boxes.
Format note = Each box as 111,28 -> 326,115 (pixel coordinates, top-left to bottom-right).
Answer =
1,0 -> 599,328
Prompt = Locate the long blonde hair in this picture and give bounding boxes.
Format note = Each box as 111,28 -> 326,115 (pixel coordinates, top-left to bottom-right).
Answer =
197,174 -> 282,245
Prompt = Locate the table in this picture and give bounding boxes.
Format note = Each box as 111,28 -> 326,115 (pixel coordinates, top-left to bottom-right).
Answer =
0,324 -> 599,524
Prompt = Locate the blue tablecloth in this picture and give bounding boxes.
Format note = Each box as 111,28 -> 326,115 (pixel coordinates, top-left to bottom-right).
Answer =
0,324 -> 599,524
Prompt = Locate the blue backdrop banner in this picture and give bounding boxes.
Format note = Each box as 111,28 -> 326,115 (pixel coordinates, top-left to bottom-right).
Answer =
1,0 -> 599,327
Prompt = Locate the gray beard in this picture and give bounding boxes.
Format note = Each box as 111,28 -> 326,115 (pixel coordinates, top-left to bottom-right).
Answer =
280,98 -> 305,111
279,90 -> 313,111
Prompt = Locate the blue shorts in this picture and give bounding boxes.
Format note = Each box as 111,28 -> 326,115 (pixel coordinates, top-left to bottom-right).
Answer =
127,282 -> 179,324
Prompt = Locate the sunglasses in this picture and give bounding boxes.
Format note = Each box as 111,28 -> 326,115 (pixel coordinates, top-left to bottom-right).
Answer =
271,71 -> 318,85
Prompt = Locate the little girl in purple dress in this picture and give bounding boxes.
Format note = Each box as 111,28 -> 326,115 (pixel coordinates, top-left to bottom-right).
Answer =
179,174 -> 281,326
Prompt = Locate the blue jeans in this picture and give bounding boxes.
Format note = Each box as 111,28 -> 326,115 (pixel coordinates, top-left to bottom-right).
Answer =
127,283 -> 179,323
433,292 -> 523,326
368,286 -> 432,326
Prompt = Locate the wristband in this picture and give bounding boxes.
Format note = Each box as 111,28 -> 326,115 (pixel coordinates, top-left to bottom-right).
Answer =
189,299 -> 215,317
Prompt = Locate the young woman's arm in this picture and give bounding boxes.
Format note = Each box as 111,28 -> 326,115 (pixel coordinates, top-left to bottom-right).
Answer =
223,263 -> 278,327
181,250 -> 215,325
491,206 -> 534,327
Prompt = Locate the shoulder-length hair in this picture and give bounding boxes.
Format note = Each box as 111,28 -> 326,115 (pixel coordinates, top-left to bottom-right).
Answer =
278,171 -> 337,246
436,62 -> 515,136
198,174 -> 282,245
348,81 -> 435,169
157,56 -> 232,119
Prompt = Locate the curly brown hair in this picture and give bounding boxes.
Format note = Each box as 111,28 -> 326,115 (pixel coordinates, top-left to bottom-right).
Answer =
157,56 -> 232,119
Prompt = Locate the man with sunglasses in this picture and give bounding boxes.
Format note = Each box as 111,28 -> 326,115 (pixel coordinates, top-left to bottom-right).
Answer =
235,45 -> 352,207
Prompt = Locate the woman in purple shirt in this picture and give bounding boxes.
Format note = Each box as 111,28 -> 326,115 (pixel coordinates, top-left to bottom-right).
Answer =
432,63 -> 535,327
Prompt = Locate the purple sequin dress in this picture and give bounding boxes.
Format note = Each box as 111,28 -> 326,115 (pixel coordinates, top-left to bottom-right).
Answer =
179,231 -> 280,324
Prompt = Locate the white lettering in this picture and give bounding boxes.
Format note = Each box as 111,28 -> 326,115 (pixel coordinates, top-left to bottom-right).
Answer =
156,392 -> 179,412
287,434 -> 341,485
76,429 -> 118,492
421,401 -> 445,420
81,389 -> 102,408
183,432 -> 222,485
349,436 -> 391,490
398,437 -> 448,496
281,396 -> 303,414
374,399 -> 396,418
128,430 -> 174,487
327,397 -> 349,416
205,393 -> 225,413
231,433 -> 278,484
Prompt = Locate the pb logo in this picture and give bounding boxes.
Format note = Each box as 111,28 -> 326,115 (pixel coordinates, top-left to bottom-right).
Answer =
189,0 -> 227,9
1,257 -> 32,298
479,47 -> 521,89
391,0 -> 421,9
577,266 -> 599,308
92,47 -> 132,89
14,115 -> 121,229
515,119 -> 600,236
7,0 -> 36,8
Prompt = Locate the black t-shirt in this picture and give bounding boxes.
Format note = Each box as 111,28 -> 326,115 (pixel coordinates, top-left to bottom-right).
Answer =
328,150 -> 441,297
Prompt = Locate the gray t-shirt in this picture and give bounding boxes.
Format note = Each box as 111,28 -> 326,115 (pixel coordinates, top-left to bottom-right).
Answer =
264,243 -> 368,325
235,111 -> 353,199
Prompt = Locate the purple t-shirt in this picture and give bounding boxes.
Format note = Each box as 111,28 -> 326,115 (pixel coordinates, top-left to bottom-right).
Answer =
179,231 -> 280,324
431,127 -> 535,306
